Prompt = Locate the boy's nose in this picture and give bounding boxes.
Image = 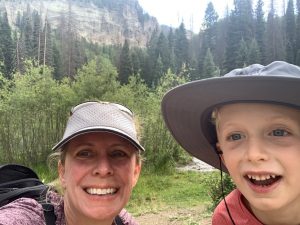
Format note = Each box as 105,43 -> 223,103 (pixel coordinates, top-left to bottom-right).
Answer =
245,138 -> 269,163
92,157 -> 114,177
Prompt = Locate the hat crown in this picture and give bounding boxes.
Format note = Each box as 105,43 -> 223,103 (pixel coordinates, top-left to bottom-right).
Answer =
64,103 -> 137,140
225,61 -> 300,78
52,102 -> 144,151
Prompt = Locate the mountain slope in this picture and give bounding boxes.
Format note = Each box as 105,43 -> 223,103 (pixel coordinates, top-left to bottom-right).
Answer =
1,0 -> 159,46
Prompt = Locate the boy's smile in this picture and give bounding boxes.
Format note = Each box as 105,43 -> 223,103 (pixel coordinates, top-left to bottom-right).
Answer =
216,103 -> 300,223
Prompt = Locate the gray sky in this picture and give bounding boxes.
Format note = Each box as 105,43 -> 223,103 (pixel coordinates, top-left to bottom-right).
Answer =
138,0 -> 233,32
138,0 -> 287,32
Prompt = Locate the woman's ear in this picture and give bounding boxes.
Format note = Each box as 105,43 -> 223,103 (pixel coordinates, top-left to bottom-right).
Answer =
132,163 -> 141,188
58,161 -> 66,189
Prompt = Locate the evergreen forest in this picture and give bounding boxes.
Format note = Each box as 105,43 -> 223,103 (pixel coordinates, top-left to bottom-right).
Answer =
0,0 -> 298,171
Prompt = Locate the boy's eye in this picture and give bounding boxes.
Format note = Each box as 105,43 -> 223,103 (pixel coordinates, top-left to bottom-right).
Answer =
271,129 -> 289,137
227,133 -> 243,141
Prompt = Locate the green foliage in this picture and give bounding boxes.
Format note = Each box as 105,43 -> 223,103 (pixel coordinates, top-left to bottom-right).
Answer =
127,171 -> 211,215
202,48 -> 220,78
201,171 -> 236,211
0,56 -> 190,175
72,56 -> 120,101
0,11 -> 15,78
118,39 -> 132,84
0,61 -> 74,165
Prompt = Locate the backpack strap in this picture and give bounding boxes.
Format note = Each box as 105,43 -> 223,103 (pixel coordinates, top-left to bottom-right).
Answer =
114,215 -> 125,225
41,202 -> 56,225
0,184 -> 48,207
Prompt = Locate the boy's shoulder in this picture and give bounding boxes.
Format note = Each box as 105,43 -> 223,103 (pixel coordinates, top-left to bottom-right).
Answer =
212,189 -> 263,225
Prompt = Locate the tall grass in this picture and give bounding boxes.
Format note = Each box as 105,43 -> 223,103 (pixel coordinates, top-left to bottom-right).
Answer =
126,170 -> 212,216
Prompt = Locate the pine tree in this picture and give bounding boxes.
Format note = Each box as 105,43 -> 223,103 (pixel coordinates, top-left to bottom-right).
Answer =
142,28 -> 159,86
167,28 -> 176,72
0,11 -> 15,78
156,32 -> 170,73
32,10 -> 42,64
224,0 -> 254,72
198,2 -> 219,77
255,0 -> 266,63
22,4 -> 34,59
174,22 -> 189,74
265,0 -> 286,62
118,39 -> 132,84
248,38 -> 261,64
202,48 -> 219,78
286,0 -> 296,63
237,38 -> 249,67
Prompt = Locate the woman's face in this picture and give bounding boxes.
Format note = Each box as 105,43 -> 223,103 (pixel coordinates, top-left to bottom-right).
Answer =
58,132 -> 141,224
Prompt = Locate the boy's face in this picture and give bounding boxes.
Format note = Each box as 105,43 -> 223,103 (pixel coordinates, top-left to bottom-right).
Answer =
216,103 -> 300,215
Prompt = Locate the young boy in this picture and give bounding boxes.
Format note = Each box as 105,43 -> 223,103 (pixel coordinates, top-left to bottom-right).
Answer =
161,61 -> 300,225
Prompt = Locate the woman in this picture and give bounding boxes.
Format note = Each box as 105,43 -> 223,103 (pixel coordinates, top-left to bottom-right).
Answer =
0,101 -> 144,225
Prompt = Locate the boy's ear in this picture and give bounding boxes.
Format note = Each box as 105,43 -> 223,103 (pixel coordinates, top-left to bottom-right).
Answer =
215,142 -> 223,154
216,142 -> 226,165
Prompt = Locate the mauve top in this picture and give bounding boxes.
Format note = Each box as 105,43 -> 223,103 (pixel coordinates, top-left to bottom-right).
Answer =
0,191 -> 139,225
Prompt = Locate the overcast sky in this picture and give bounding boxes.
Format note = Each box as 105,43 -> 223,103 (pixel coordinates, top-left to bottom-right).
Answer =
138,0 -> 233,32
138,0 -> 286,32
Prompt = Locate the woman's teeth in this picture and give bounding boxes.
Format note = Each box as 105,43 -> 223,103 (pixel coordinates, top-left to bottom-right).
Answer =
86,188 -> 117,195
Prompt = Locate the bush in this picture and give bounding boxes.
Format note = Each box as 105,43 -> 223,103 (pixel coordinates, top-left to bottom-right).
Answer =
201,171 -> 236,211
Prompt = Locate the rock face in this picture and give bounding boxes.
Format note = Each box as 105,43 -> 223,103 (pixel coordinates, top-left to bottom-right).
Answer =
1,0 -> 159,47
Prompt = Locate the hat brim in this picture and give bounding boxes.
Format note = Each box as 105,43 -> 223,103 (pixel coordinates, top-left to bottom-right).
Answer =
52,126 -> 145,152
161,76 -> 300,171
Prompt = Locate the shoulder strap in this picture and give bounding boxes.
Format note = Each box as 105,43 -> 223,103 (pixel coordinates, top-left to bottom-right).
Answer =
115,215 -> 125,225
41,202 -> 56,225
0,164 -> 56,225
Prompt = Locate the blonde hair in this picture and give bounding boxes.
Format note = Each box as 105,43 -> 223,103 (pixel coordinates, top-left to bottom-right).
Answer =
211,107 -> 220,126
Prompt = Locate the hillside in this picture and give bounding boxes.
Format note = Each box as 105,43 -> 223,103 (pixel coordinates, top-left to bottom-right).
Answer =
1,0 -> 159,46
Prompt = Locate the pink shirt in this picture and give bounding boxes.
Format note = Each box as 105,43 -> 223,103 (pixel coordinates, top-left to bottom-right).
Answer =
212,189 -> 263,225
0,191 -> 138,225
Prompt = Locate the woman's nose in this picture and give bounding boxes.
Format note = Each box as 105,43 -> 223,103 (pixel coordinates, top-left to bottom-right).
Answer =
92,156 -> 114,177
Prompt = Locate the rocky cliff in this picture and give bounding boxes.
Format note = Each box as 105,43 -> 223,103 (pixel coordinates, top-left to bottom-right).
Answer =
1,0 -> 159,47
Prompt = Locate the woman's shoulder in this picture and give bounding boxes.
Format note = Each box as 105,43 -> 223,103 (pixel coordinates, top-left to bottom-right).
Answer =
0,197 -> 45,225
47,190 -> 65,225
118,209 -> 139,225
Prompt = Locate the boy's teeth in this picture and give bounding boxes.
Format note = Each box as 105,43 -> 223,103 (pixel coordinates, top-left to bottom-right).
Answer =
247,174 -> 274,181
86,188 -> 116,195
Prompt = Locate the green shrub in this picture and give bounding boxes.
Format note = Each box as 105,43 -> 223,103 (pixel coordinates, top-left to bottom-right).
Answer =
201,171 -> 236,211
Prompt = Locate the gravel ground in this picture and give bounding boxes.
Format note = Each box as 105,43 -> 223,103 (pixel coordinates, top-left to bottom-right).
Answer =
135,158 -> 214,224
177,158 -> 216,172
135,205 -> 212,225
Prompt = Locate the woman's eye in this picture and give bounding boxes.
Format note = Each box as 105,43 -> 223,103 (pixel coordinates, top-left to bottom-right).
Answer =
271,129 -> 289,137
110,150 -> 128,158
76,150 -> 93,158
227,133 -> 243,141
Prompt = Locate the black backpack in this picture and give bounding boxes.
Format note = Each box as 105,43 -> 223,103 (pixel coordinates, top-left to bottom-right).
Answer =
0,164 -> 125,225
0,164 -> 56,225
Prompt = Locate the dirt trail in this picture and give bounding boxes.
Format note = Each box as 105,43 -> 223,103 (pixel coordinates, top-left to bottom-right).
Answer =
135,205 -> 211,225
135,158 -> 214,224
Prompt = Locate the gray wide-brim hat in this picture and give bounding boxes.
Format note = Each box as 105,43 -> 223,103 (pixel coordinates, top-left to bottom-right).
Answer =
52,101 -> 145,152
161,61 -> 300,171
